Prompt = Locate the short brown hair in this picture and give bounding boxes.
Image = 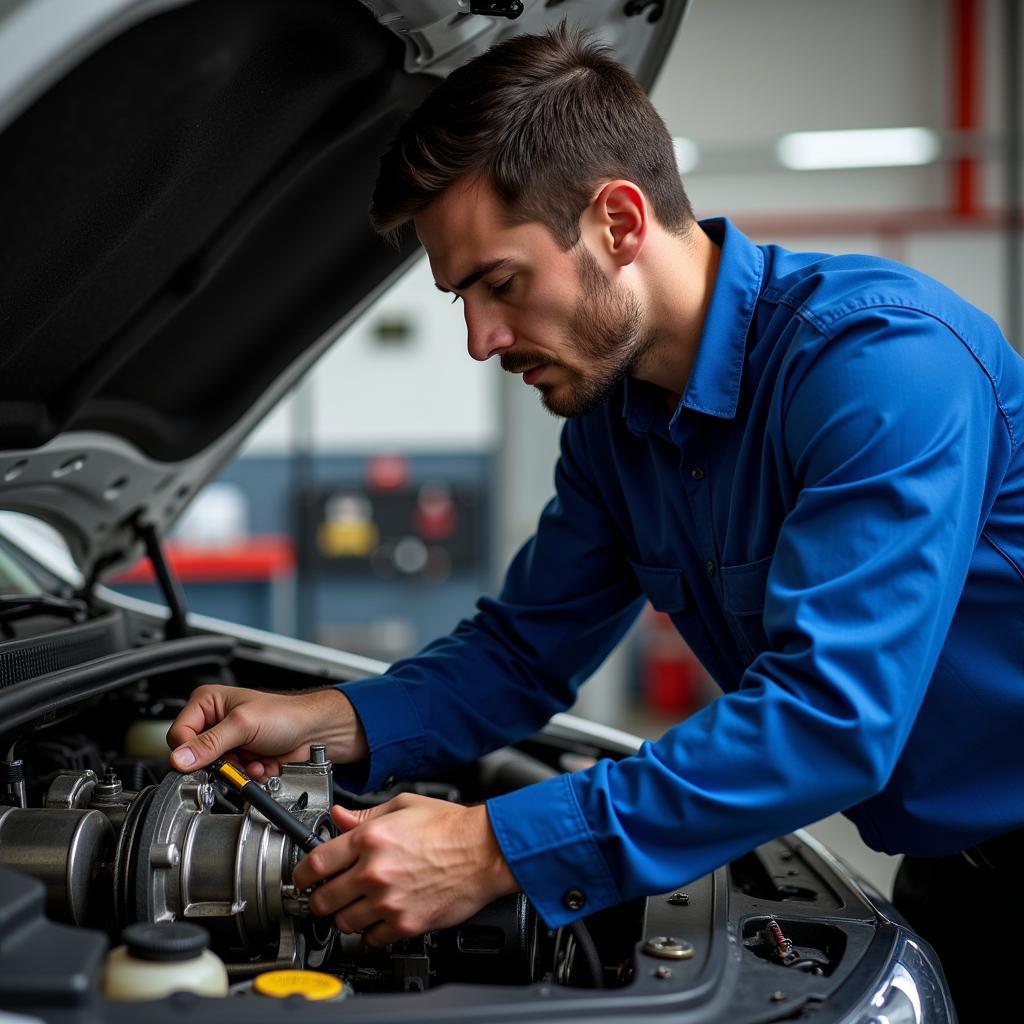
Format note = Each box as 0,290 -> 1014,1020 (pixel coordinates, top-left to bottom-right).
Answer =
370,22 -> 693,248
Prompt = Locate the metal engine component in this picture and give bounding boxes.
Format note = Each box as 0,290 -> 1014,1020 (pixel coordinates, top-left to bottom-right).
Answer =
138,758 -> 333,967
0,753 -> 335,972
0,748 -> 551,990
0,805 -> 113,927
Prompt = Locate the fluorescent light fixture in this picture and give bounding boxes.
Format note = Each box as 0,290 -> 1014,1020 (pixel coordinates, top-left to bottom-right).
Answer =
672,136 -> 699,175
776,127 -> 940,170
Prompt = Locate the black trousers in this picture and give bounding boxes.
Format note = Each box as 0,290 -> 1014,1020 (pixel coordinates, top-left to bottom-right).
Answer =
892,833 -> 1024,1024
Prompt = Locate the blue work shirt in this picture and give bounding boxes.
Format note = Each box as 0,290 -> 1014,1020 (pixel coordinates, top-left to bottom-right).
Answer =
339,217 -> 1024,927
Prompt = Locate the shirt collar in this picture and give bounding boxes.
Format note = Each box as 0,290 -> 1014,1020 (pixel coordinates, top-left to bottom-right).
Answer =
622,216 -> 765,435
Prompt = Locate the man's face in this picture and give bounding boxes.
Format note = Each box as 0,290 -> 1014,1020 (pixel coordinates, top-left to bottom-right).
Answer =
415,176 -> 655,418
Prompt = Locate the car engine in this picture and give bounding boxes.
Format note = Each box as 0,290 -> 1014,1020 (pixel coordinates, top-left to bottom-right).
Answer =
0,687 -> 624,998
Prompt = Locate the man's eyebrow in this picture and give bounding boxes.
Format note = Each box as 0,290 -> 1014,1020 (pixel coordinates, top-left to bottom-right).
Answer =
434,258 -> 512,294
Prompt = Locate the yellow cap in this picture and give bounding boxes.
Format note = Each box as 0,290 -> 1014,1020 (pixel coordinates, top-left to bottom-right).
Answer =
253,969 -> 346,1001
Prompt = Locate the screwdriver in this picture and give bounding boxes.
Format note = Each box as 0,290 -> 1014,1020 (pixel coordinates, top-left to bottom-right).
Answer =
208,757 -> 325,852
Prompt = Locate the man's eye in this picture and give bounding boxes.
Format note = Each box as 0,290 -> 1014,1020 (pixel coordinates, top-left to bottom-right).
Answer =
489,277 -> 514,296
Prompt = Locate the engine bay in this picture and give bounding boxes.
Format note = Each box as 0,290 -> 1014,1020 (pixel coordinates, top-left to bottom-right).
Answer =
0,606 -> 903,1022
0,691 -> 642,997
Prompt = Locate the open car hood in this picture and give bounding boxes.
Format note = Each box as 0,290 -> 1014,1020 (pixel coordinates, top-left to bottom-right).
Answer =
0,0 -> 687,583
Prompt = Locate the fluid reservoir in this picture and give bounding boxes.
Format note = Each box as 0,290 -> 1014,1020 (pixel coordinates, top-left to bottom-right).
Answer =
103,922 -> 228,1000
253,969 -> 350,1001
123,719 -> 176,761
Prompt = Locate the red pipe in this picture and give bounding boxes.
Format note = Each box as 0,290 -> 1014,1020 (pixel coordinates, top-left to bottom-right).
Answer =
952,0 -> 981,216
731,2 -> 999,244
732,207 -> 1021,239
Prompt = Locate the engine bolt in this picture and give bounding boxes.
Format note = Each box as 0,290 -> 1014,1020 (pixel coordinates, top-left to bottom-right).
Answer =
667,891 -> 690,905
309,744 -> 327,765
195,783 -> 215,809
266,776 -> 282,794
643,936 -> 694,960
93,767 -> 123,800
150,843 -> 180,868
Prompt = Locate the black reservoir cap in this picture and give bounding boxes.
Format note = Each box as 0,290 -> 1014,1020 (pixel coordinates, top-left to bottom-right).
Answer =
123,922 -> 209,962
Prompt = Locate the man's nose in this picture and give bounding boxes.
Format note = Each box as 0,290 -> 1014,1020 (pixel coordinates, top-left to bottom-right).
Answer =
464,302 -> 514,362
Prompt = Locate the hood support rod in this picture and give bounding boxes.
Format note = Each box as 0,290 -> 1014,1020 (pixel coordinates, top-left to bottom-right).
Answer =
139,522 -> 189,640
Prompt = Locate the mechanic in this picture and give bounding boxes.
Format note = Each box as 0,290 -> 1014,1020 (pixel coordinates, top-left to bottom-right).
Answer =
168,25 -> 1024,1020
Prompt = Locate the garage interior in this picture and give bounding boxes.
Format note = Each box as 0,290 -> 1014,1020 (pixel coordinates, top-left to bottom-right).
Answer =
94,0 -> 1015,905
101,0 -> 1023,904
0,2 -> 1019,1015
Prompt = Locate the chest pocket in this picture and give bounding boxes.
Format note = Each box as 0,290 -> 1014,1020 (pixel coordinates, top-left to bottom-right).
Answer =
720,555 -> 773,664
628,561 -> 688,614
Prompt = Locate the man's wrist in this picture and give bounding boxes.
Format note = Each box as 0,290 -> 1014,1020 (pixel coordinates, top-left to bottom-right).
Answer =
306,687 -> 369,764
470,803 -> 519,902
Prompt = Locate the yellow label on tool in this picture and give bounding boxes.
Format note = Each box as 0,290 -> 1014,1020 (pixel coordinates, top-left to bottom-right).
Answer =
253,970 -> 345,1001
216,762 -> 248,789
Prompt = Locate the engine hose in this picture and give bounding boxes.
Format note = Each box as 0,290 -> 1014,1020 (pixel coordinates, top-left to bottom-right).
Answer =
0,636 -> 236,735
569,920 -> 604,989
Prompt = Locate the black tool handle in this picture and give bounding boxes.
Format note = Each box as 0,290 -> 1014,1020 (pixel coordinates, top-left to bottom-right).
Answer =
211,758 -> 325,852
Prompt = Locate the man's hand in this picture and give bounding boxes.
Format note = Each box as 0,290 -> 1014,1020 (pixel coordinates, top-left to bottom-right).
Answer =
292,794 -> 519,947
166,684 -> 368,776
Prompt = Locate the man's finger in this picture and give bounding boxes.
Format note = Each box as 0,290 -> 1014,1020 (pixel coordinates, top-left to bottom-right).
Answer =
330,797 -> 404,834
244,758 -> 274,780
169,713 -> 252,772
292,833 -> 357,892
330,805 -> 362,832
332,897 -> 381,935
307,868 -> 364,917
362,918 -> 408,949
165,691 -> 219,751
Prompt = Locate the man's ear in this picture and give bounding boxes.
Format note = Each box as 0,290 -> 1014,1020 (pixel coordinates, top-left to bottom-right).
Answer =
587,180 -> 648,268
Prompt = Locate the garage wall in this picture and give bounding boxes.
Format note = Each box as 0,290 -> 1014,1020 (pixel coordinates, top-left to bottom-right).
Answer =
242,258 -> 499,456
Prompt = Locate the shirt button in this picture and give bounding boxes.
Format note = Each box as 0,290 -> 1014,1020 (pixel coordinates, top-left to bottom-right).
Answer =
690,468 -> 705,480
563,889 -> 586,911
705,560 -> 716,577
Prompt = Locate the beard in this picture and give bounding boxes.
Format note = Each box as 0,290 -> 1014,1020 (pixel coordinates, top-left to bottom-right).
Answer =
502,245 -> 657,418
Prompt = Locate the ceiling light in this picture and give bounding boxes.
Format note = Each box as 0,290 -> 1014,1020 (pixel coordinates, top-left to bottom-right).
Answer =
672,136 -> 699,175
775,127 -> 941,170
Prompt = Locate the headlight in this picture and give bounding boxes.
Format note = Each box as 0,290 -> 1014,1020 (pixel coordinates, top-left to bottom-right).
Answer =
841,934 -> 955,1024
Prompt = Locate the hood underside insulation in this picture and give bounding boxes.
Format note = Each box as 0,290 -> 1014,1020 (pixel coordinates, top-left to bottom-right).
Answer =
0,0 -> 425,462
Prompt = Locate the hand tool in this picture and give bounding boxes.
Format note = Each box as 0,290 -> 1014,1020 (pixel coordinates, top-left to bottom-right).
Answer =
208,757 -> 325,852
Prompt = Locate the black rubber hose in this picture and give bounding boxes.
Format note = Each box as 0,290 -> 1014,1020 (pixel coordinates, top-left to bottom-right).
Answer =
569,920 -> 604,989
476,748 -> 559,795
0,636 -> 236,735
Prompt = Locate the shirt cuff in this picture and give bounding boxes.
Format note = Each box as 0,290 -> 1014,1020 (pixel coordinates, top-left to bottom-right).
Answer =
486,772 -> 621,928
332,678 -> 425,792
